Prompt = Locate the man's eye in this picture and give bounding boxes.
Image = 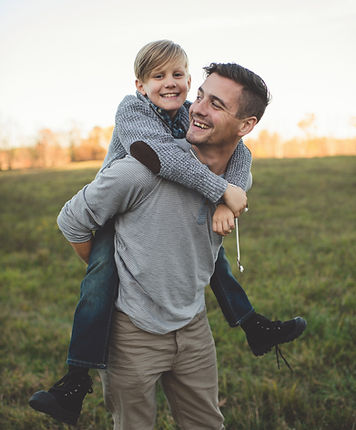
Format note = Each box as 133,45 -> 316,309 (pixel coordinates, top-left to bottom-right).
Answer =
196,95 -> 202,102
212,102 -> 221,109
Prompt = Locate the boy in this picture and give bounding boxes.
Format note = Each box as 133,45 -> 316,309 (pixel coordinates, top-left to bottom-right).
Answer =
29,40 -> 306,426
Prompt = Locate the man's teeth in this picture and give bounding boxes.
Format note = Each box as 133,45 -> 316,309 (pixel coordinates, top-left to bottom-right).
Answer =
194,121 -> 209,129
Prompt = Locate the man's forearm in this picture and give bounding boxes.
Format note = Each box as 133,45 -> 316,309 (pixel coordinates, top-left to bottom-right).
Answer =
70,239 -> 93,264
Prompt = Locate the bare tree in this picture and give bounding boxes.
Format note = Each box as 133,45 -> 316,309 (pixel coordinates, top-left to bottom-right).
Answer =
297,113 -> 317,138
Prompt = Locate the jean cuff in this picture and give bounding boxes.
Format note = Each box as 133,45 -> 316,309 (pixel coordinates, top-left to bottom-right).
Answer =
228,308 -> 255,328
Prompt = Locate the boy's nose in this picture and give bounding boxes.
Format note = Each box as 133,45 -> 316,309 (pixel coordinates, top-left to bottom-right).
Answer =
164,78 -> 177,88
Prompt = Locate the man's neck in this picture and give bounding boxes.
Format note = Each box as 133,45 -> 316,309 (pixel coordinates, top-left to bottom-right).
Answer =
191,143 -> 238,175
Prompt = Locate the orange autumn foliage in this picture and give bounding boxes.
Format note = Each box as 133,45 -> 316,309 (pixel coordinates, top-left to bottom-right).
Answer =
0,123 -> 355,171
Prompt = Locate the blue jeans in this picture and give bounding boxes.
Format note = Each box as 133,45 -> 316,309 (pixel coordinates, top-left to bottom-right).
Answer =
67,222 -> 254,369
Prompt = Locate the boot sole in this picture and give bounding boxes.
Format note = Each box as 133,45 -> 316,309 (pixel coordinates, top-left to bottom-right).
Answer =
29,390 -> 79,426
251,316 -> 307,356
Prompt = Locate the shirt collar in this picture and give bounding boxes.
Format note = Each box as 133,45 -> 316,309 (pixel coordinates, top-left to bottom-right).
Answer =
146,96 -> 187,139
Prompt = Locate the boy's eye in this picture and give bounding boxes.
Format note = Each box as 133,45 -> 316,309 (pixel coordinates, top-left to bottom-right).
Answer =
174,72 -> 183,78
153,74 -> 164,79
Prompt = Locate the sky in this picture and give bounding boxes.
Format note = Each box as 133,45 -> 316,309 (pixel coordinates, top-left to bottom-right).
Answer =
1,0 -> 356,146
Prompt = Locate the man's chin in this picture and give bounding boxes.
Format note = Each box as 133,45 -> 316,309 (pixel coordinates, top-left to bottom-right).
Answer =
186,131 -> 202,145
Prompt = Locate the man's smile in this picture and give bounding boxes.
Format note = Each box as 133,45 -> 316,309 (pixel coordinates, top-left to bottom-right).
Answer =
193,120 -> 209,129
190,116 -> 211,130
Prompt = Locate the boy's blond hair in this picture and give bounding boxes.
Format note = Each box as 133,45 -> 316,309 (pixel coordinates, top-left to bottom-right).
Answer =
134,40 -> 189,83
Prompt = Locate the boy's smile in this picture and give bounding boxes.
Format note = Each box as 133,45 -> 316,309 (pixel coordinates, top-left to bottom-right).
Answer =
136,59 -> 191,119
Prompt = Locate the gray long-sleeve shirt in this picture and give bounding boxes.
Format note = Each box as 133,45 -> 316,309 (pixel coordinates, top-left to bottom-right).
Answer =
101,92 -> 252,201
58,141 -> 222,334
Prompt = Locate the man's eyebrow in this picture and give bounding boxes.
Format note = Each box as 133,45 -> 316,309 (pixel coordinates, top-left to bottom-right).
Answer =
198,87 -> 228,109
211,95 -> 227,109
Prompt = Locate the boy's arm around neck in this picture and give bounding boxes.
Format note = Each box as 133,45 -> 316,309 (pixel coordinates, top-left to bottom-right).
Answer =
116,95 -> 229,203
224,139 -> 252,192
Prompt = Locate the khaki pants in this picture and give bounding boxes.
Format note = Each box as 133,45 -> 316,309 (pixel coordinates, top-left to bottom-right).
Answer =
99,309 -> 225,430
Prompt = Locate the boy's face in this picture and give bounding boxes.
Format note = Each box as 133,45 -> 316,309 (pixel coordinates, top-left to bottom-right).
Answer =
136,59 -> 191,119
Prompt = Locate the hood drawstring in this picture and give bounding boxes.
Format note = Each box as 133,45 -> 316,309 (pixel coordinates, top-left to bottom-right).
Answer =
235,206 -> 248,273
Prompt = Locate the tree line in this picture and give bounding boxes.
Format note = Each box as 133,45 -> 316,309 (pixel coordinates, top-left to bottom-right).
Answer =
1,118 -> 356,171
0,125 -> 113,171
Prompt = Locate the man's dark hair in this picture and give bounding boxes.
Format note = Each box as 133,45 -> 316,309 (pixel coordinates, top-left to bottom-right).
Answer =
203,62 -> 271,122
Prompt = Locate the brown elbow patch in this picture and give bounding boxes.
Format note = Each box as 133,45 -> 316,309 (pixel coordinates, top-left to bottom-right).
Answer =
130,141 -> 161,175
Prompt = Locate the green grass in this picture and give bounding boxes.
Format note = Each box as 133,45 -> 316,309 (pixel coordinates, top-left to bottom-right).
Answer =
0,157 -> 355,429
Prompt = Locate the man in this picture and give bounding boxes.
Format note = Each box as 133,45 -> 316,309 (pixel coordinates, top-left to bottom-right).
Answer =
56,63 -> 291,429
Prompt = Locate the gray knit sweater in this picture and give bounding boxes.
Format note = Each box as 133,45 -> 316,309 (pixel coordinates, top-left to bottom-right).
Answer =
102,92 -> 252,203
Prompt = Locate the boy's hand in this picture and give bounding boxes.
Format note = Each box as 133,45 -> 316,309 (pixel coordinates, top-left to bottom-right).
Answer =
213,204 -> 235,236
223,184 -> 247,217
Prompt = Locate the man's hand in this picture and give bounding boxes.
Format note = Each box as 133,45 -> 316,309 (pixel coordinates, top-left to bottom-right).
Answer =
223,184 -> 247,217
213,204 -> 235,236
70,239 -> 93,264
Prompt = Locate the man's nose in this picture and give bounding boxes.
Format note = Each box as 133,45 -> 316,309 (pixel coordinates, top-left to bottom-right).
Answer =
191,99 -> 208,117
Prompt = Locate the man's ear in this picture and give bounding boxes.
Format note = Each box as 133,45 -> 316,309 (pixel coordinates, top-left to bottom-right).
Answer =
135,79 -> 146,96
238,116 -> 258,137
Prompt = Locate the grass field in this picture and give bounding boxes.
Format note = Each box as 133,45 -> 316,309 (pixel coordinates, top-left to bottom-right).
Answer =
0,156 -> 355,430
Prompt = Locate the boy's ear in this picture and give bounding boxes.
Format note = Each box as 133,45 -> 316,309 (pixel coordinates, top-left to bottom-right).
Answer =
135,79 -> 146,96
187,74 -> 192,91
238,116 -> 258,137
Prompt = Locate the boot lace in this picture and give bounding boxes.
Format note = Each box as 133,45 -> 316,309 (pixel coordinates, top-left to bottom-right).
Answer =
52,373 -> 93,397
275,345 -> 293,372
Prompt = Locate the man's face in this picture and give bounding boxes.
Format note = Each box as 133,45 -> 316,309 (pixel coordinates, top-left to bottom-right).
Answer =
186,73 -> 245,147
